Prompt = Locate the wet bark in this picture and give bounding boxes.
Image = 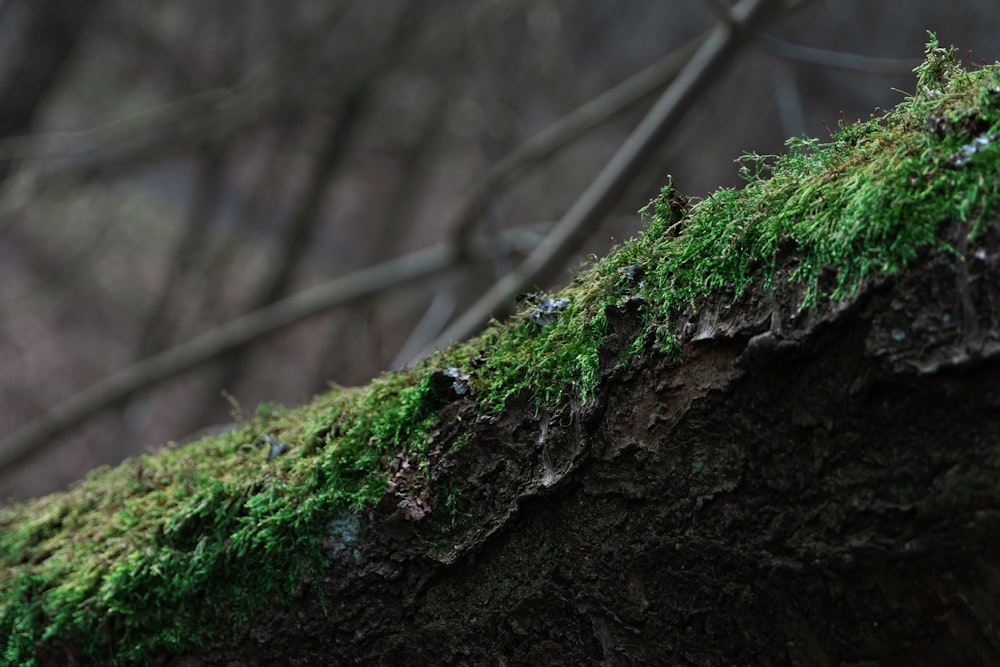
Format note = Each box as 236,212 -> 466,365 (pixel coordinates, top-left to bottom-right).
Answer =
130,216 -> 1000,665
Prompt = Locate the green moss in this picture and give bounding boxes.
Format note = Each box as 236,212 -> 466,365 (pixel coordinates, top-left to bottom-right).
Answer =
3,35 -> 1000,664
0,372 -> 450,663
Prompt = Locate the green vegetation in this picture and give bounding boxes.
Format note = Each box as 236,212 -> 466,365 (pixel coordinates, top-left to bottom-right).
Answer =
3,36 -> 1000,665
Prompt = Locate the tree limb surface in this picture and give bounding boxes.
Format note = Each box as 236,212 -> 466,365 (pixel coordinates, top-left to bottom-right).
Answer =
15,213 -> 1000,665
138,213 -> 1000,666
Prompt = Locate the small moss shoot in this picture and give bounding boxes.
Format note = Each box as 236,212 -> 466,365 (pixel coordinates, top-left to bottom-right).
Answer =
3,35 -> 1000,665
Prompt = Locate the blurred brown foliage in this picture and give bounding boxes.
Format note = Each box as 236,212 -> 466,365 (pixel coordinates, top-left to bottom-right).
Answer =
0,0 -> 997,500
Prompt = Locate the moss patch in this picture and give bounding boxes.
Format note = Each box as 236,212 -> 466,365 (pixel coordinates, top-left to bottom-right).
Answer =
3,35 -> 1000,665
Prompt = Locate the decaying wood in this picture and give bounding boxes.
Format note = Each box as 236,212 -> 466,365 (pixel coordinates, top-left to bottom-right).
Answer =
142,215 -> 1000,666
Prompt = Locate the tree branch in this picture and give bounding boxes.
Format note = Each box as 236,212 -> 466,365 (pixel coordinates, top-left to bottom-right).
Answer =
449,33 -> 704,250
0,225 -> 546,472
430,0 -> 784,354
0,0 -> 531,175
757,33 -> 920,74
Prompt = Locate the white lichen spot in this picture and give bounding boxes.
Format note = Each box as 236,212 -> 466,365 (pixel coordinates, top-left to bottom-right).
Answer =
441,367 -> 471,395
952,132 -> 995,167
325,512 -> 361,560
530,297 -> 571,328
538,408 -> 554,487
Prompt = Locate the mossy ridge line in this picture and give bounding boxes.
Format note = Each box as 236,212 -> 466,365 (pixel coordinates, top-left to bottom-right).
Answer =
2,35 -> 1000,665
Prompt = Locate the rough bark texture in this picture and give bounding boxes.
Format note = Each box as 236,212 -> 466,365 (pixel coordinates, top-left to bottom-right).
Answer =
129,215 -> 1000,666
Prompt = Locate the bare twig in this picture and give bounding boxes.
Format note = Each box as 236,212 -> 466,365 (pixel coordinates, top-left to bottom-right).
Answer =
112,146 -> 230,461
429,0 -> 784,354
0,0 -> 104,183
0,0 -> 530,172
757,33 -> 920,74
770,61 -> 806,137
136,147 -> 229,357
372,85 -> 456,263
183,123 -> 310,435
0,5 -> 348,166
0,225 -> 546,471
305,83 -> 458,391
192,122 -> 300,323
390,291 -> 459,370
449,33 -> 704,249
255,96 -> 370,309
202,0 -> 425,410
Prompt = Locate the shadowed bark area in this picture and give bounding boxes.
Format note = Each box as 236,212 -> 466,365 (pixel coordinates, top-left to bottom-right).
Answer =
118,215 -> 1000,666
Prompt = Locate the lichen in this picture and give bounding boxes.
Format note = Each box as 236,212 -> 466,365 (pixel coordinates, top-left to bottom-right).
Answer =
3,34 -> 1000,665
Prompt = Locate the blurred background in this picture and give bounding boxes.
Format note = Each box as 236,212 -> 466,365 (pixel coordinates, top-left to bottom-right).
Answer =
0,0 -> 997,501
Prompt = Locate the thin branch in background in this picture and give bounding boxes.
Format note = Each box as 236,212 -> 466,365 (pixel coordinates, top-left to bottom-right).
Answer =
371,85 -> 456,264
770,60 -> 806,137
699,0 -> 738,25
448,33 -> 704,252
429,0 -> 784,355
193,123 -> 300,324
185,124 -> 311,435
0,0 -> 530,182
0,0 -> 105,184
0,224 -> 547,473
103,2 -> 208,93
306,82 -> 458,392
133,147 -> 229,358
390,291 -> 458,370
186,93 -> 369,423
200,0 -> 427,410
3,1 -> 689,238
757,33 -> 921,74
0,211 -> 118,309
473,50 -> 511,279
100,7 -> 247,457
111,146 -> 230,463
0,5 -> 349,167
252,95 -> 369,309
0,86 -> 241,164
